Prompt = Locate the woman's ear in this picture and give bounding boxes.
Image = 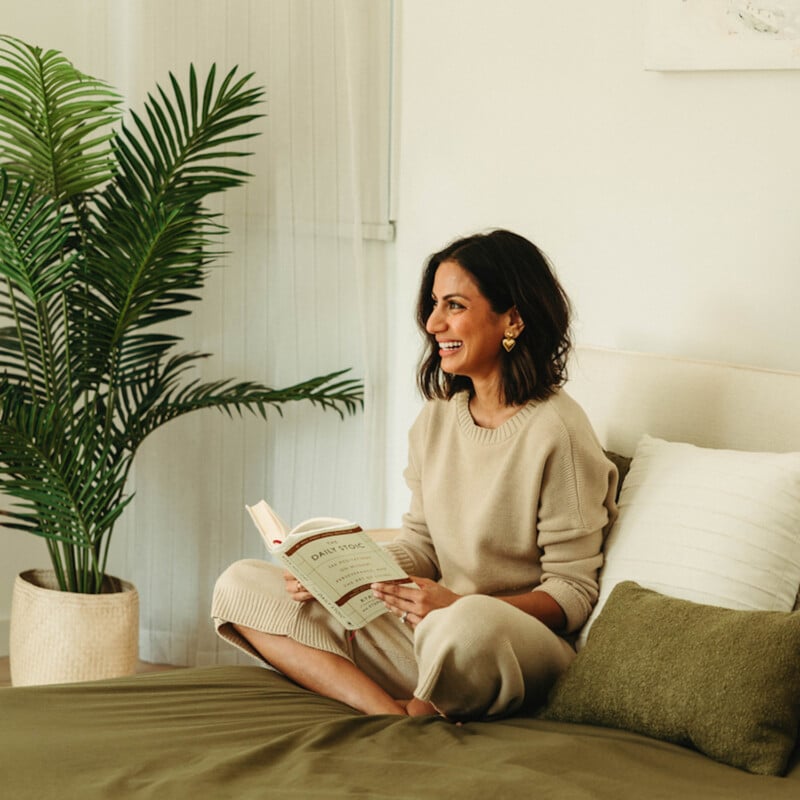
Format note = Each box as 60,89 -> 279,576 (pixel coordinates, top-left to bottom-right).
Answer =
506,306 -> 525,336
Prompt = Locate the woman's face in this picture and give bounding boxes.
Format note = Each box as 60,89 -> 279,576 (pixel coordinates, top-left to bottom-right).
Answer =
425,259 -> 512,385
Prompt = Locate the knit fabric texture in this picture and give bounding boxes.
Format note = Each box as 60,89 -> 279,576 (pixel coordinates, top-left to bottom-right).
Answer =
542,581 -> 800,776
384,389 -> 618,633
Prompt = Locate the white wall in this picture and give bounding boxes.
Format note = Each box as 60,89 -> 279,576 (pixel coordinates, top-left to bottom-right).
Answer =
386,0 -> 800,521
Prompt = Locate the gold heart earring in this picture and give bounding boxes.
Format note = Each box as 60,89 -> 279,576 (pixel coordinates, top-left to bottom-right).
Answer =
502,331 -> 516,353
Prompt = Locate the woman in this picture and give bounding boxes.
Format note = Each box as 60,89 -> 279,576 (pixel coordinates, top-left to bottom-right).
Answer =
212,229 -> 617,720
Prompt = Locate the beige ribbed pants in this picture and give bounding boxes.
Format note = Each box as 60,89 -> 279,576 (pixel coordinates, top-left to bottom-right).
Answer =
212,559 -> 575,719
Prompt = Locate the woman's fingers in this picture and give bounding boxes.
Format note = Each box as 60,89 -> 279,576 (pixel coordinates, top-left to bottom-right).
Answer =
372,577 -> 423,601
372,578 -> 429,625
372,576 -> 461,621
283,571 -> 313,602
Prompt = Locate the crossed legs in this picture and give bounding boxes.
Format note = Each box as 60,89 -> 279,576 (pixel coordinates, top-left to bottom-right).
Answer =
215,561 -> 573,721
233,624 -> 437,716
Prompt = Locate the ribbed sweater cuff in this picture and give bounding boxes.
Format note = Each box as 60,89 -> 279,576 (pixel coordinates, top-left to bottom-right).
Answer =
533,581 -> 590,634
382,542 -> 419,575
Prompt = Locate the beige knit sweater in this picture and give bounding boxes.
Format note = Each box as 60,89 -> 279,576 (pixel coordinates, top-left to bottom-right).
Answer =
384,390 -> 618,633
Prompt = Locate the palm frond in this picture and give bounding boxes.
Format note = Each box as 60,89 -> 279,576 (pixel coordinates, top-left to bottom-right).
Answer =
0,170 -> 75,301
0,170 -> 76,399
79,65 -> 264,389
0,35 -> 121,200
109,64 -> 263,215
121,364 -> 364,451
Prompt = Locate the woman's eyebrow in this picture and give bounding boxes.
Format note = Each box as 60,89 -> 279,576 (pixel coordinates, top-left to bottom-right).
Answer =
433,292 -> 469,302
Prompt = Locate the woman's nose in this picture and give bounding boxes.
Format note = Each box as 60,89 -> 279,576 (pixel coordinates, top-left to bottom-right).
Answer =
426,306 -> 445,333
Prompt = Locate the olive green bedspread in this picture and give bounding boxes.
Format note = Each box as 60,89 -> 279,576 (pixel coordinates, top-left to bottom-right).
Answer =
1,666 -> 797,799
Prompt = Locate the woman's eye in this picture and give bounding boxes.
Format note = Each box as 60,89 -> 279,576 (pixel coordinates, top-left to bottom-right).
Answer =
430,297 -> 464,311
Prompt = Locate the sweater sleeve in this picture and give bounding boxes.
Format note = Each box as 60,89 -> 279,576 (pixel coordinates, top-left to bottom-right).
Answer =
532,424 -> 618,633
383,406 -> 441,580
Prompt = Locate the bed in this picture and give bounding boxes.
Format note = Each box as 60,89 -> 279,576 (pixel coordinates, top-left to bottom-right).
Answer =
2,346 -> 800,799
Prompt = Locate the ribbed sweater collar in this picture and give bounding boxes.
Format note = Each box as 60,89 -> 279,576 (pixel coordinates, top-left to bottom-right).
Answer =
454,391 -> 540,444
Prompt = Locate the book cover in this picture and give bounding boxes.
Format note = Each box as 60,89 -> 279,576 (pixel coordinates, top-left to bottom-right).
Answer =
246,500 -> 408,630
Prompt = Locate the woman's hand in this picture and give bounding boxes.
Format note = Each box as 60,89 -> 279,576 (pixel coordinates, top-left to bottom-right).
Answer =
371,576 -> 461,628
283,570 -> 315,603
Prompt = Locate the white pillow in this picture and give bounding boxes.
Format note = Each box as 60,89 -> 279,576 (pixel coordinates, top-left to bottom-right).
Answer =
578,435 -> 800,648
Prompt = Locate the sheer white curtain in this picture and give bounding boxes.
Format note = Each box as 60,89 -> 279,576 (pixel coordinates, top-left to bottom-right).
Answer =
99,0 -> 394,666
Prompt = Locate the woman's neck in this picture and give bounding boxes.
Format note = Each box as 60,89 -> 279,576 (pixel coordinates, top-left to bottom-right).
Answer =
467,384 -> 521,429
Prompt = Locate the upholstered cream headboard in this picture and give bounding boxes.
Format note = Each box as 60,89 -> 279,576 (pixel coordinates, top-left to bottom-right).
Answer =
567,346 -> 800,457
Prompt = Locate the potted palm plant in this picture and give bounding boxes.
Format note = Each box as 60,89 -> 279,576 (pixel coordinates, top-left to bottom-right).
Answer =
0,36 -> 363,685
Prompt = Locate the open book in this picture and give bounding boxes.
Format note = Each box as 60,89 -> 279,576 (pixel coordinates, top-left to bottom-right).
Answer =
246,500 -> 408,630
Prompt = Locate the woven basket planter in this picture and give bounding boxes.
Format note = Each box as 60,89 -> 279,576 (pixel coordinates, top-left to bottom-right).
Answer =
9,569 -> 139,687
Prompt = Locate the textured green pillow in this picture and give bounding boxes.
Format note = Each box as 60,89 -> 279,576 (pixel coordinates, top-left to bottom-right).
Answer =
542,581 -> 800,776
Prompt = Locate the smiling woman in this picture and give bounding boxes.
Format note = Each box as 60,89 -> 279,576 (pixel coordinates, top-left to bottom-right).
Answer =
425,260 -> 522,403
212,228 -> 618,722
416,230 -> 572,416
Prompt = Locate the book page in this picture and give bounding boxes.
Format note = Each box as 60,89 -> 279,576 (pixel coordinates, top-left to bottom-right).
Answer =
246,501 -> 288,546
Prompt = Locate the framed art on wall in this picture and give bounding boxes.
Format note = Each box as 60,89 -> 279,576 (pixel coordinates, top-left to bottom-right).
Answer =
645,1 -> 800,70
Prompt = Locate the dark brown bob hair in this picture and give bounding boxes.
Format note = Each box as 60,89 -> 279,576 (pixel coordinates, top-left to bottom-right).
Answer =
416,229 -> 572,404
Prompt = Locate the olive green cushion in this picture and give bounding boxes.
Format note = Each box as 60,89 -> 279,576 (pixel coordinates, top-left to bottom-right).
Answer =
542,581 -> 800,776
